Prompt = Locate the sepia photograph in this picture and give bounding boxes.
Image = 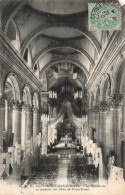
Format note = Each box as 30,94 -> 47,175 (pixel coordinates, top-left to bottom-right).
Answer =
0,0 -> 125,194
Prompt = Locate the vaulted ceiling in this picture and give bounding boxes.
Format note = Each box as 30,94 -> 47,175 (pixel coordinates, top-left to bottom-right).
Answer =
28,0 -> 88,15
1,0 -> 103,90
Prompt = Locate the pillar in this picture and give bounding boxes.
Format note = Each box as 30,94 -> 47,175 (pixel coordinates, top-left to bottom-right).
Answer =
12,101 -> 22,145
121,140 -> 125,179
0,96 -> 5,152
88,109 -> 94,138
99,109 -> 107,162
25,105 -> 33,176
93,108 -> 100,143
88,107 -> 100,141
109,95 -> 123,166
41,115 -> 48,154
33,107 -> 40,167
89,104 -> 100,143
21,107 -> 26,149
5,101 -> 12,147
122,98 -> 125,133
98,101 -> 110,163
110,107 -> 121,166
12,101 -> 22,179
105,110 -> 111,155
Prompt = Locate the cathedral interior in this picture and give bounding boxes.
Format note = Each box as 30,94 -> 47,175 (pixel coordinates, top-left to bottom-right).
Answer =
0,0 -> 125,190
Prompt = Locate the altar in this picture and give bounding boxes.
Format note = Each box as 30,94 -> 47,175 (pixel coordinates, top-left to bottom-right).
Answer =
60,135 -> 72,144
55,135 -> 76,148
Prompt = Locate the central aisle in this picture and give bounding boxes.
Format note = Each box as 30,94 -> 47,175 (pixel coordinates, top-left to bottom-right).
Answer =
56,159 -> 70,185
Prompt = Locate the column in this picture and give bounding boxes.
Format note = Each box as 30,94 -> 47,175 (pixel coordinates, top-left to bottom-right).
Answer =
21,107 -> 26,149
99,108 -> 107,162
105,110 -> 111,156
93,107 -> 100,143
41,115 -> 48,155
12,101 -> 22,145
12,101 -> 22,179
0,96 -> 5,152
33,107 -> 40,167
25,105 -> 33,176
110,106 -> 121,166
109,95 -> 123,166
6,101 -> 12,147
121,139 -> 125,179
88,109 -> 94,138
122,98 -> 125,133
98,101 -> 110,163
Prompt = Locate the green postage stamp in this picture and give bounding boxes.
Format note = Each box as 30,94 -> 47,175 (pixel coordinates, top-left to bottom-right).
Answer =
88,3 -> 122,31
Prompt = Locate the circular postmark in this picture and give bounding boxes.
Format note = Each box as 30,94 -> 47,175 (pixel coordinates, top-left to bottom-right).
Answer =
90,3 -> 121,30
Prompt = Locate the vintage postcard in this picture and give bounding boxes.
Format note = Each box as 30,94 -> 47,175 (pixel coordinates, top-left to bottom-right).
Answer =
0,0 -> 125,195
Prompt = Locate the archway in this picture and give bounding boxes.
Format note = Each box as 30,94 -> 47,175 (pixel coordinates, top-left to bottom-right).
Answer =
33,92 -> 39,108
6,20 -> 21,51
4,74 -> 21,101
23,85 -> 32,106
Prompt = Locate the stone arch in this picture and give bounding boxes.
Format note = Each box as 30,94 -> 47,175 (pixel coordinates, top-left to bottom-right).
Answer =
5,20 -> 21,51
2,1 -> 26,33
23,85 -> 32,106
21,24 -> 101,55
33,92 -> 39,108
32,45 -> 94,68
4,73 -> 21,101
11,19 -> 21,50
39,59 -> 89,80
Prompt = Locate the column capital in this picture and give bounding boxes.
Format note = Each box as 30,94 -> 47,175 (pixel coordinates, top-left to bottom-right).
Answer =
33,107 -> 40,113
24,105 -> 33,112
92,104 -> 101,112
108,94 -> 124,108
90,101 -> 110,112
12,100 -> 23,110
0,94 -> 7,106
98,101 -> 110,111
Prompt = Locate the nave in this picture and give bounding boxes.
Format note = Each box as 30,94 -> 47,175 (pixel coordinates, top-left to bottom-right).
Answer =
0,0 -> 125,193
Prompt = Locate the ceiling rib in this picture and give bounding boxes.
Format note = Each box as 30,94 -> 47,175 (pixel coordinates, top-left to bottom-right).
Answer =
21,23 -> 101,55
2,0 -> 27,33
32,45 -> 95,68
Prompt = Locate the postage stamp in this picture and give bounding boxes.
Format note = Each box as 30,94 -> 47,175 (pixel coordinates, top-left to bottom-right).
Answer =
88,3 -> 122,31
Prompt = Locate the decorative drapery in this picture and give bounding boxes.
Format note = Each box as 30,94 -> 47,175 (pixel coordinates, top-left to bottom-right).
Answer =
49,101 -> 83,128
